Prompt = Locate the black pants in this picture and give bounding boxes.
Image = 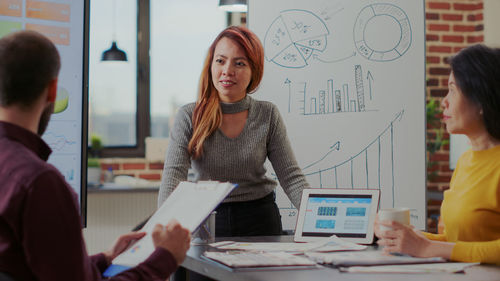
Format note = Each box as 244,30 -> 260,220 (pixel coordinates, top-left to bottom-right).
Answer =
214,191 -> 283,237
173,192 -> 283,281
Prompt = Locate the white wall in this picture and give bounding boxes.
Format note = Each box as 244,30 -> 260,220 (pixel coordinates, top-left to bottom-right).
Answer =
83,190 -> 158,255
484,0 -> 500,47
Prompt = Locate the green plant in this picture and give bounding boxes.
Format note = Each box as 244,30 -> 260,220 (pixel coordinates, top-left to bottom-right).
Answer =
426,98 -> 449,180
89,134 -> 103,158
87,157 -> 101,168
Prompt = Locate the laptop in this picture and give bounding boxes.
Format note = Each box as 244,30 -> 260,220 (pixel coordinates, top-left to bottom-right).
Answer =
294,188 -> 380,244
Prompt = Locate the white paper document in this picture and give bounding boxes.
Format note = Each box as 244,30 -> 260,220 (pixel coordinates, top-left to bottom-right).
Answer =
112,181 -> 236,267
340,262 -> 479,273
203,251 -> 317,268
306,250 -> 445,266
210,235 -> 366,253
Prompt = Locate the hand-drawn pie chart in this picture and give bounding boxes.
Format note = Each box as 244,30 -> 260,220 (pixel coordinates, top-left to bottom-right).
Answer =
54,87 -> 69,114
264,10 -> 329,68
353,3 -> 412,62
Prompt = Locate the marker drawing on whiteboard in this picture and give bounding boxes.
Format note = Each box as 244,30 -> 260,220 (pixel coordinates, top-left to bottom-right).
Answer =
367,71 -> 374,100
299,110 -> 405,208
264,9 -> 330,68
286,65 -> 377,116
312,51 -> 356,64
353,3 -> 412,62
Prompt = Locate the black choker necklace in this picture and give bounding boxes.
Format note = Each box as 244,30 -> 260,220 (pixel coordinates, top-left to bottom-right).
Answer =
220,96 -> 251,114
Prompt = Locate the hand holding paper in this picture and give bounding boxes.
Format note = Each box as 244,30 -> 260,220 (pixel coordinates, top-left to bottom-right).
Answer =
104,231 -> 147,263
110,181 -> 236,268
152,220 -> 191,264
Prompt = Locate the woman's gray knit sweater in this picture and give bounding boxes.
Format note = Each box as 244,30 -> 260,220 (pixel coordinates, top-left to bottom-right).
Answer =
158,95 -> 309,208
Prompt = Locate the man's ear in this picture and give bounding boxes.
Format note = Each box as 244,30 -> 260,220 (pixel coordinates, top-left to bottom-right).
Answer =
47,78 -> 58,103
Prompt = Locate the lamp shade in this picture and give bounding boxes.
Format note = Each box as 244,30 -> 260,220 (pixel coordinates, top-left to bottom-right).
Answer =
219,0 -> 247,12
101,41 -> 127,61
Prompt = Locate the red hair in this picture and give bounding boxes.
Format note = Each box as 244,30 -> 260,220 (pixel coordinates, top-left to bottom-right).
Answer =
188,26 -> 264,159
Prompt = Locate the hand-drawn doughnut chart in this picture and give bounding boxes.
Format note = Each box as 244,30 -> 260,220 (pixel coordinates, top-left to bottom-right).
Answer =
353,3 -> 411,62
264,9 -> 329,68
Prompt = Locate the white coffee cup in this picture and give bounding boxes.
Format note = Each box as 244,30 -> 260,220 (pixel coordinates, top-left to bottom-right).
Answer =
377,208 -> 410,232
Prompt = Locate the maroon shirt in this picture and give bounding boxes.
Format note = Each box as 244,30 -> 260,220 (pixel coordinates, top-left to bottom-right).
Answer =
0,121 -> 177,280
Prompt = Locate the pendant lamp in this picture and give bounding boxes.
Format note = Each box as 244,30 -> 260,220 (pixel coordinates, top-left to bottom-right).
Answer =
218,0 -> 247,12
101,0 -> 127,61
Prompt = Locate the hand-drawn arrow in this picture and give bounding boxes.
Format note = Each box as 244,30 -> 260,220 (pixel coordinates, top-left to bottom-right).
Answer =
284,78 -> 292,113
367,71 -> 374,100
312,51 -> 356,63
302,141 -> 341,171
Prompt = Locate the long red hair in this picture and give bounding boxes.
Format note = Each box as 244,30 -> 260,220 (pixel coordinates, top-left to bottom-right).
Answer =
188,26 -> 264,159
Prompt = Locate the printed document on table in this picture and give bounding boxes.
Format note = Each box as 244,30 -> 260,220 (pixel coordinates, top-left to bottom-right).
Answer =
306,250 -> 445,266
111,181 -> 236,267
340,262 -> 479,273
210,235 -> 366,253
203,251 -> 318,268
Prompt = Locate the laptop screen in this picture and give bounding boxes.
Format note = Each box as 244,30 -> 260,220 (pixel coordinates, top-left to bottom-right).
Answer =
294,189 -> 380,243
302,194 -> 373,238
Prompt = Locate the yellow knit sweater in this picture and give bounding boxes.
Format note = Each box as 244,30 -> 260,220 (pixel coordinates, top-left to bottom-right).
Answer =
424,145 -> 500,265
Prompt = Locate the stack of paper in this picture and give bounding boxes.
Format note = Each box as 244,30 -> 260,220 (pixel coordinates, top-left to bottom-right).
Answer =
305,250 -> 445,266
339,262 -> 479,273
203,251 -> 318,269
210,235 -> 366,254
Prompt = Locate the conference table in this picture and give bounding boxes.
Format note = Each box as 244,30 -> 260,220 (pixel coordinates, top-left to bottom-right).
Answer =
175,235 -> 500,281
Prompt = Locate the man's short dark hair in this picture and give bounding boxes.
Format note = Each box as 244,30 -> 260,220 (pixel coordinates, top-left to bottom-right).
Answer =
0,30 -> 61,108
450,44 -> 500,140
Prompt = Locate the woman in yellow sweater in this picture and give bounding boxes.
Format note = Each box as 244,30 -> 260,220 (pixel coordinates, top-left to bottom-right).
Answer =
375,44 -> 500,265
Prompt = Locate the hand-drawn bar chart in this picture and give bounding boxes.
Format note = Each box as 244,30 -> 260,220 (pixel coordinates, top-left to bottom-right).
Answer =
264,9 -> 329,68
288,65 -> 374,115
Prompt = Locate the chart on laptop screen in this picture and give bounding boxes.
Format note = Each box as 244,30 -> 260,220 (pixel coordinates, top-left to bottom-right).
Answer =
303,194 -> 371,238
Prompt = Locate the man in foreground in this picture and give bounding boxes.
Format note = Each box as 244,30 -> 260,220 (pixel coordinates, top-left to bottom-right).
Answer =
0,30 -> 190,280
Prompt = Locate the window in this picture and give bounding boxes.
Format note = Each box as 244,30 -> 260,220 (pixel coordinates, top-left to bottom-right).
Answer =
89,0 -> 137,148
150,0 -> 225,137
89,0 -> 227,157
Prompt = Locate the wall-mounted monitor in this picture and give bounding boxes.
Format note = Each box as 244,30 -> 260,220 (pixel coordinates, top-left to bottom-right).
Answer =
0,0 -> 90,223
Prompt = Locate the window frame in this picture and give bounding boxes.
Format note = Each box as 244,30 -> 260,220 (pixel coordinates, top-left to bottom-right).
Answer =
95,1 -> 240,158
98,0 -> 150,158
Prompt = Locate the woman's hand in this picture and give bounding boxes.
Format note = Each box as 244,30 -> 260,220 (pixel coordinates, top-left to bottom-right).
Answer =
375,219 -> 433,257
104,231 -> 147,263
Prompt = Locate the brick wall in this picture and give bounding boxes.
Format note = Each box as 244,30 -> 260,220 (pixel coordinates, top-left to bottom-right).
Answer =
99,158 -> 164,182
425,0 -> 484,231
96,0 -> 485,231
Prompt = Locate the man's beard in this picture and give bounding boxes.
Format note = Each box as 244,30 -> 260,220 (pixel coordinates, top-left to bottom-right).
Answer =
38,103 -> 54,136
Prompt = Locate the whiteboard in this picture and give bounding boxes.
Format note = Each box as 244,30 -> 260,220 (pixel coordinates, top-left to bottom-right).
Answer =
248,0 -> 426,230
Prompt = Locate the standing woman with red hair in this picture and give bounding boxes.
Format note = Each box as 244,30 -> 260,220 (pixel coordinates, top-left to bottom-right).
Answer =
158,26 -> 310,237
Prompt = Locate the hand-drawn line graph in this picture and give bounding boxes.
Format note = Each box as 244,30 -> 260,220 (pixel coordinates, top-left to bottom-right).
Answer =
285,65 -> 376,115
303,109 -> 404,208
353,3 -> 412,62
264,9 -> 330,68
273,110 -> 404,212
